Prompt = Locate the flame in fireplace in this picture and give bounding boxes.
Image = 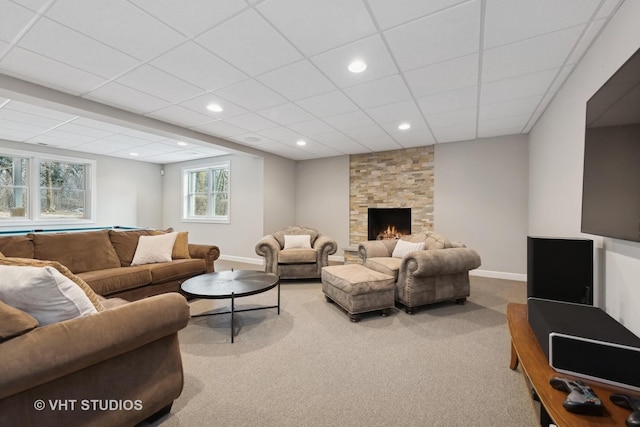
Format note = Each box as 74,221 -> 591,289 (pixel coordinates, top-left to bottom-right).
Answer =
377,225 -> 404,240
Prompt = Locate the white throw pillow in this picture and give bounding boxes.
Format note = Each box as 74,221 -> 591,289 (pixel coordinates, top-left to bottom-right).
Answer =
0,265 -> 98,326
283,234 -> 311,249
392,240 -> 426,258
131,232 -> 178,265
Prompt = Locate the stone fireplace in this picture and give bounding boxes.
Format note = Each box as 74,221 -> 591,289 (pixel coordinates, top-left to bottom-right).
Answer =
368,208 -> 411,240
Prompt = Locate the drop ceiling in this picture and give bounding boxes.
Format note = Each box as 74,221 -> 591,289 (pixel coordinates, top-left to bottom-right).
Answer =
0,0 -> 624,163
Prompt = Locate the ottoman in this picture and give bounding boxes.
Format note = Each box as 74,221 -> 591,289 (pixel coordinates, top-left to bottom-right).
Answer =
321,264 -> 395,322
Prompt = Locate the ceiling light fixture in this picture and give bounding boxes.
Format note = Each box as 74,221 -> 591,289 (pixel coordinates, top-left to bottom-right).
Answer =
296,140 -> 307,146
177,141 -> 188,146
348,60 -> 367,73
129,152 -> 139,157
398,123 -> 411,131
206,103 -> 224,113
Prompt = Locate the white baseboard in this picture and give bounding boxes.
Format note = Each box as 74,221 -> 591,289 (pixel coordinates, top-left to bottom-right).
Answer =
218,254 -> 345,264
471,269 -> 526,282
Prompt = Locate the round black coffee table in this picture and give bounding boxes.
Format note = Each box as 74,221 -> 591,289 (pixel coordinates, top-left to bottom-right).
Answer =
180,269 -> 280,343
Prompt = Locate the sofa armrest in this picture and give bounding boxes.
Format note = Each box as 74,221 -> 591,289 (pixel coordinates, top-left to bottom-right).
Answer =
358,240 -> 395,260
255,235 -> 280,274
0,293 -> 190,400
189,243 -> 220,273
314,235 -> 337,255
402,248 -> 481,277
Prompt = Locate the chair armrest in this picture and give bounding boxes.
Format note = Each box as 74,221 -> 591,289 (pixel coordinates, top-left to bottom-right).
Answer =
189,243 -> 220,273
0,293 -> 190,400
358,240 -> 395,260
255,235 -> 281,274
313,235 -> 337,255
403,248 -> 481,277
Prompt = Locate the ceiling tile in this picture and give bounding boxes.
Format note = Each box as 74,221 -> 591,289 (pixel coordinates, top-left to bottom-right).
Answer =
295,90 -> 359,118
116,65 -> 204,103
483,0 -> 600,49
480,68 -> 558,105
364,99 -> 422,124
224,113 -> 279,132
53,122 -> 115,139
214,79 -> 287,111
342,124 -> 400,151
178,93 -> 247,121
405,54 -> 478,98
3,100 -> 77,121
256,103 -> 314,126
0,0 -> 36,43
482,26 -> 584,83
259,126 -> 304,144
287,119 -> 335,136
258,60 -> 336,101
477,114 -> 530,138
196,9 -> 302,76
67,139 -> 134,155
17,18 -> 140,78
192,120 -> 247,138
70,117 -> 130,133
384,0 -> 481,72
151,42 -> 247,91
28,133 -> 85,148
417,86 -> 478,116
311,35 -> 398,88
426,108 -> 477,142
344,75 -> 412,109
379,117 -> 436,148
147,105 -> 214,127
0,115 -> 50,133
0,128 -> 38,141
130,0 -> 248,38
10,0 -> 50,13
324,110 -> 374,130
46,0 -> 185,61
479,95 -> 542,121
0,47 -> 107,95
229,132 -> 278,147
311,131 -> 367,154
257,0 -> 376,56
367,0 -> 467,30
84,82 -> 171,113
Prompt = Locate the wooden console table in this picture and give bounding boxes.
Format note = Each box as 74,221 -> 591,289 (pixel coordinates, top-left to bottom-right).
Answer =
507,303 -> 632,426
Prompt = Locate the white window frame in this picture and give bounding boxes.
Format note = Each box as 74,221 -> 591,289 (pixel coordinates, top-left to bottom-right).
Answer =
0,147 -> 97,226
181,161 -> 230,224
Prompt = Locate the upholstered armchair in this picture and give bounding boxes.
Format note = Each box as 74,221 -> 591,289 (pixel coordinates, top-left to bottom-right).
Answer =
255,226 -> 337,279
358,232 -> 481,313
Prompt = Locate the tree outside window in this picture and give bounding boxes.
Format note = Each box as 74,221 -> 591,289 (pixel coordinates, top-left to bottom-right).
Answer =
0,156 -> 29,218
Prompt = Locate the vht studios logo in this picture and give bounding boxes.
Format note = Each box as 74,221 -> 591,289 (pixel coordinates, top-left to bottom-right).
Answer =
34,399 -> 143,411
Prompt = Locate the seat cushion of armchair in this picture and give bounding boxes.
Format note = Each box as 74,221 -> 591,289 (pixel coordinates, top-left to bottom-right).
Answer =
279,248 -> 317,264
365,257 -> 401,281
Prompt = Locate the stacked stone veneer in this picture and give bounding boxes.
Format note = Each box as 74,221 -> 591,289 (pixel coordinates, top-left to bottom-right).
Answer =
349,146 -> 434,246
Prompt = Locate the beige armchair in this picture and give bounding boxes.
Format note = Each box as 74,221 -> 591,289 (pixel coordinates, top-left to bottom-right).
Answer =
358,232 -> 481,313
255,226 -> 337,279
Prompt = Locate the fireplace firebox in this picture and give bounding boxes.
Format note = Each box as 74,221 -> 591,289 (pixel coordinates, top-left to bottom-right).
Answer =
368,208 -> 411,240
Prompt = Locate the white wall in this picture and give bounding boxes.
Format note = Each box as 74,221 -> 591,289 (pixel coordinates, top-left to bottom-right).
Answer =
161,153 -> 266,262
435,135 -> 529,279
262,154 -> 296,235
0,139 -> 163,229
295,155 -> 350,256
529,0 -> 640,334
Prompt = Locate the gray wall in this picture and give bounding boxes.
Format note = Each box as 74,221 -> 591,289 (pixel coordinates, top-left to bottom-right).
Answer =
0,139 -> 163,230
434,135 -> 528,279
295,155 -> 350,255
528,0 -> 640,335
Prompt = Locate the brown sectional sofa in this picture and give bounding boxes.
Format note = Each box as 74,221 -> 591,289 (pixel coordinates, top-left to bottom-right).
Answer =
0,228 -> 220,301
0,228 -> 220,425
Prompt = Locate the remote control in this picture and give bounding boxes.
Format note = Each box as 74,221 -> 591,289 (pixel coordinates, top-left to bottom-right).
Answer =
610,393 -> 640,427
549,377 -> 603,415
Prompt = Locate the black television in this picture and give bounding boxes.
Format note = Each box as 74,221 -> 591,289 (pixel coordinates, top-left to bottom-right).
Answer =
581,47 -> 640,242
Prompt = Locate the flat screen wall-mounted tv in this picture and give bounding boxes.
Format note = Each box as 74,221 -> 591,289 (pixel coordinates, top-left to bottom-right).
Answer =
581,47 -> 640,242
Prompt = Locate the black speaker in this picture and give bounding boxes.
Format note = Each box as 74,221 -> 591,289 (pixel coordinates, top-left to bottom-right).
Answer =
527,236 -> 593,305
528,298 -> 640,391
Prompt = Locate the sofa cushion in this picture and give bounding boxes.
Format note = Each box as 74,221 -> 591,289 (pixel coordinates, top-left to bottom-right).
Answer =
0,265 -> 98,326
284,234 -> 311,249
392,240 -> 425,258
365,257 -> 402,281
108,229 -> 155,266
0,257 -> 104,311
279,248 -> 317,264
0,299 -> 38,342
150,230 -> 191,259
29,230 -> 121,273
77,266 -> 153,297
146,259 -> 206,284
0,235 -> 34,258
131,233 -> 178,266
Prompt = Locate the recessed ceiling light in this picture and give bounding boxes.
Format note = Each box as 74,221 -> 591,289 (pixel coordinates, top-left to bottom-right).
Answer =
129,152 -> 139,157
348,60 -> 367,73
177,141 -> 188,146
398,123 -> 411,131
296,140 -> 307,146
206,103 -> 223,113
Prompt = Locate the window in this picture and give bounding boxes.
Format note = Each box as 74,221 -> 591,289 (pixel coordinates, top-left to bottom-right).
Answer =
182,161 -> 230,223
0,148 -> 95,224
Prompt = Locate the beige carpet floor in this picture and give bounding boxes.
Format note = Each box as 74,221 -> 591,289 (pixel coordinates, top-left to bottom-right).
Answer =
149,261 -> 538,426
